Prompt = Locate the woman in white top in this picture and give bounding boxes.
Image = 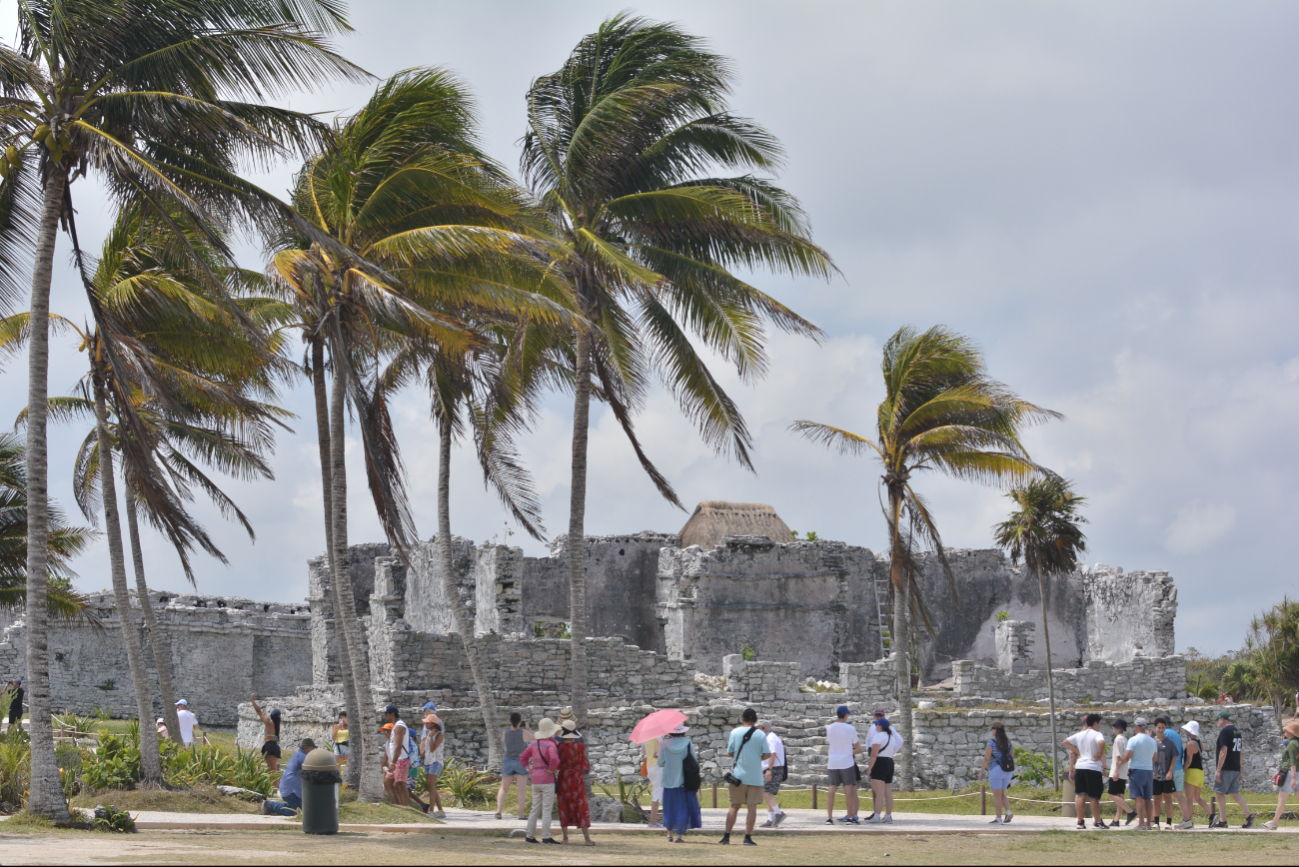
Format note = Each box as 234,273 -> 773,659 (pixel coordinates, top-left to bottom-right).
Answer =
866,718 -> 903,824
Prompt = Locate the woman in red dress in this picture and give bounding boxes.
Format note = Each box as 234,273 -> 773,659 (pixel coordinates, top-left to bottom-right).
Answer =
556,719 -> 594,845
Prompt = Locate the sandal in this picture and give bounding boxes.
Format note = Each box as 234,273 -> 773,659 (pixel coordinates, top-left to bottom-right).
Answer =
495,812 -> 502,820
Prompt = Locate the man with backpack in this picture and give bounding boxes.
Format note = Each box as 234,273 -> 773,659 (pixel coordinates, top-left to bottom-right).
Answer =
720,708 -> 771,846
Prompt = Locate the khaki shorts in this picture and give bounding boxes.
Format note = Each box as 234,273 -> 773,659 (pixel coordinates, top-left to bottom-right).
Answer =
728,782 -> 764,807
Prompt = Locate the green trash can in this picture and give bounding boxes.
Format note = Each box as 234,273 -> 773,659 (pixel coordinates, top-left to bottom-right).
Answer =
300,747 -> 342,835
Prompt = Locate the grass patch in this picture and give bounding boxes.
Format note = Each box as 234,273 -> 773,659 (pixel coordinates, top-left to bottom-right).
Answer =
70,784 -> 260,815
338,800 -> 441,825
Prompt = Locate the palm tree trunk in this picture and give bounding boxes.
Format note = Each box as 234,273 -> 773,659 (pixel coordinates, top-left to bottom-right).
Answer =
93,376 -> 163,784
888,487 -> 914,791
1037,564 -> 1059,791
23,172 -> 70,821
437,418 -> 502,767
326,332 -> 383,801
125,489 -> 183,746
566,329 -> 592,727
312,335 -> 361,790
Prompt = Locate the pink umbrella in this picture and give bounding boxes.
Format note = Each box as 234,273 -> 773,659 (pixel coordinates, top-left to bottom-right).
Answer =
629,709 -> 688,744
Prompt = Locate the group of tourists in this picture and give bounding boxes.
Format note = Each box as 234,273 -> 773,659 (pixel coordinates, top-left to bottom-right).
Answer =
978,709 -> 1299,833
154,697 -> 202,746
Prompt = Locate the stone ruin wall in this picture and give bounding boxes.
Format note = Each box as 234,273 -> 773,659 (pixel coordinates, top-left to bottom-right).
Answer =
0,592 -> 311,727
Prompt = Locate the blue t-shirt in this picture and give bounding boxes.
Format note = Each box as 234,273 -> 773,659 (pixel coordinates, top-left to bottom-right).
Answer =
727,725 -> 768,786
278,749 -> 307,800
1126,733 -> 1157,772
1164,729 -> 1183,768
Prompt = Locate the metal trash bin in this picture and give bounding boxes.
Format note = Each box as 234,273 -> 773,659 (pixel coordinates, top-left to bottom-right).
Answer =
300,748 -> 342,835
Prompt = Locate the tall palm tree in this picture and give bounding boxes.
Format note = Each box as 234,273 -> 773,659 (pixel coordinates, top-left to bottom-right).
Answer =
521,13 -> 832,725
0,0 -> 362,819
994,476 -> 1087,791
792,325 -> 1058,789
272,68 -> 573,800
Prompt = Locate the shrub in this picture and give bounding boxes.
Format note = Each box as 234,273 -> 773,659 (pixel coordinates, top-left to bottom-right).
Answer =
437,759 -> 491,807
1011,747 -> 1053,787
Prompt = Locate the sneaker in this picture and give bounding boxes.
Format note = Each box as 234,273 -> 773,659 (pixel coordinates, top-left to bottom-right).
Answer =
760,820 -> 773,828
824,818 -> 835,826
862,813 -> 877,821
1094,821 -> 1107,829
541,838 -> 559,845
1003,811 -> 1013,824
743,836 -> 757,846
421,804 -> 430,814
434,811 -> 446,819
990,817 -> 1003,824
719,834 -> 731,845
1076,822 -> 1087,830
1207,809 -> 1217,827
1125,810 -> 1137,826
836,816 -> 852,823
1213,820 -> 1229,829
845,816 -> 860,825
524,837 -> 538,844
865,814 -> 883,824
1263,820 -> 1278,831
1243,814 -> 1256,829
1166,818 -> 1174,828
773,812 -> 787,827
881,815 -> 893,824
1175,820 -> 1193,830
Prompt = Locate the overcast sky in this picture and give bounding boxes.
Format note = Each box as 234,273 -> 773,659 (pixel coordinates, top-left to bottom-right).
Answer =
4,2 -> 1296,655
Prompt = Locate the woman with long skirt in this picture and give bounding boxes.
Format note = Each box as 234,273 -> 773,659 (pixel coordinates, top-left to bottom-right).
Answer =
556,720 -> 593,845
658,724 -> 702,843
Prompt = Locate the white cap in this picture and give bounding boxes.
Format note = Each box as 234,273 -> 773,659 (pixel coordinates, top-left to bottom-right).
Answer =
175,698 -> 188,706
156,718 -> 165,725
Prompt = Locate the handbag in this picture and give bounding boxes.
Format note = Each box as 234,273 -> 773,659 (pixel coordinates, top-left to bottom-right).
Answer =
683,745 -> 702,793
723,726 -> 759,787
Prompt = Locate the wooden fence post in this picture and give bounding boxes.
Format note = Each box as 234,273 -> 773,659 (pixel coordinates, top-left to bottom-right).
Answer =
711,781 -> 718,809
813,784 -> 818,810
981,783 -> 987,816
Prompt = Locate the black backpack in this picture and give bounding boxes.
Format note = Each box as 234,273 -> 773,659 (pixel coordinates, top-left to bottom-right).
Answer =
997,743 -> 1015,773
682,744 -> 701,793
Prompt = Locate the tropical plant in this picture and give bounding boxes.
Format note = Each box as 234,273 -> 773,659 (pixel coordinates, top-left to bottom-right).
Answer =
993,475 -> 1088,791
271,68 -> 572,793
792,325 -> 1058,789
522,12 -> 832,726
0,724 -> 30,807
435,759 -> 491,807
1011,746 -> 1053,787
1245,597 -> 1299,727
91,804 -> 136,833
0,0 -> 363,821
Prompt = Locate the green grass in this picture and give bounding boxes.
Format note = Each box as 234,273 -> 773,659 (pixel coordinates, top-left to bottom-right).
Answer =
337,800 -> 442,825
69,785 -> 260,815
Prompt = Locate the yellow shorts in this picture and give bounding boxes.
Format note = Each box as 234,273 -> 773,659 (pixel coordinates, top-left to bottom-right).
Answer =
1184,767 -> 1204,789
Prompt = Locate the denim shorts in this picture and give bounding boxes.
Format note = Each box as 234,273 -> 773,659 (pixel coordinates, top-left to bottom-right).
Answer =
502,757 -> 528,777
425,761 -> 443,778
1128,768 -> 1154,800
988,765 -> 1013,790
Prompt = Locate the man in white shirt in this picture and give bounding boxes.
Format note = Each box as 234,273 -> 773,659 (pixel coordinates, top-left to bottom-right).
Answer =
758,721 -> 787,827
1106,719 -> 1137,826
825,705 -> 862,825
1064,712 -> 1108,829
175,699 -> 200,747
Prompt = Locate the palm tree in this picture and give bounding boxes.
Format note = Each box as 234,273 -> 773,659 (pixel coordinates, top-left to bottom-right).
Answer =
993,476 -> 1087,791
0,0 -> 363,819
793,325 -> 1058,789
521,13 -> 833,725
272,69 -> 573,800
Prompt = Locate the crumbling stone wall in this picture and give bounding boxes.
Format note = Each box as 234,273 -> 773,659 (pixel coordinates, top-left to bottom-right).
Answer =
1082,566 -> 1177,660
0,591 -> 311,726
951,655 -> 1188,704
307,542 -> 387,685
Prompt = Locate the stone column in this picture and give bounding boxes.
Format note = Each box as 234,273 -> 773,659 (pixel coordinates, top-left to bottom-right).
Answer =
307,556 -> 334,686
995,620 -> 1035,675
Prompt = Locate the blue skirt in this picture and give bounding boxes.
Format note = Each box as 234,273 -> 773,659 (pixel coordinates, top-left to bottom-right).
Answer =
662,787 -> 701,834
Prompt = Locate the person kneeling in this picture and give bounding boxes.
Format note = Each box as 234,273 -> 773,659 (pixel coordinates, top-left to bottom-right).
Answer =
262,739 -> 315,817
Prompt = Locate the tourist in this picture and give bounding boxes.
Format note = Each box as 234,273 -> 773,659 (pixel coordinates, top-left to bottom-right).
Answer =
249,694 -> 282,773
1156,715 -> 1187,828
758,720 -> 787,827
496,713 -> 533,820
1064,712 -> 1107,829
824,704 -> 861,825
5,678 -> 22,728
383,704 -> 413,808
1263,720 -> 1299,830
720,707 -> 770,846
1152,718 -> 1178,829
978,721 -> 1014,824
658,723 -> 702,843
557,708 -> 583,741
519,717 -> 561,844
1121,718 -> 1158,830
1105,719 -> 1137,827
556,719 -> 594,846
1211,709 -> 1255,828
421,702 -> 443,739
156,718 -> 168,740
331,711 -> 349,767
379,722 -> 397,803
262,739 -> 314,816
1179,720 -> 1209,828
175,698 -> 201,747
865,716 -> 903,824
420,715 -> 446,818
643,729 -> 663,829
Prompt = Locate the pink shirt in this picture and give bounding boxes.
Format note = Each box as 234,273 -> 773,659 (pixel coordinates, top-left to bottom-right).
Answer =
519,737 -> 560,785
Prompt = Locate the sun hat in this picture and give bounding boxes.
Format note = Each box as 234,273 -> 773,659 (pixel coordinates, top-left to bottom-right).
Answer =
557,708 -> 578,726
1215,709 -> 1232,720
1134,717 -> 1148,727
756,720 -> 773,730
558,720 -> 582,740
1283,721 -> 1299,739
422,712 -> 440,725
669,723 -> 690,735
1112,719 -> 1128,731
1181,720 -> 1200,737
836,705 -> 851,718
535,717 -> 561,739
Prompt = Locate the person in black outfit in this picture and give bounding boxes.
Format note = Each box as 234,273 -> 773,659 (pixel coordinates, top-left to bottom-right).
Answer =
5,679 -> 22,726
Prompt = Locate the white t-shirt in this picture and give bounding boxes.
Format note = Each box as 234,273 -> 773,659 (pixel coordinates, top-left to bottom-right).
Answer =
826,721 -> 859,770
1110,733 -> 1130,780
176,709 -> 198,745
763,732 -> 786,769
872,728 -> 903,758
1068,728 -> 1106,772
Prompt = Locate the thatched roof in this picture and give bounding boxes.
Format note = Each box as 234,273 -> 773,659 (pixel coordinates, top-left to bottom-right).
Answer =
678,501 -> 792,550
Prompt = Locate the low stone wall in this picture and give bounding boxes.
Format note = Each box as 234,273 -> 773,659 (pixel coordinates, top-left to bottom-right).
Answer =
952,655 -> 1187,704
0,591 -> 311,726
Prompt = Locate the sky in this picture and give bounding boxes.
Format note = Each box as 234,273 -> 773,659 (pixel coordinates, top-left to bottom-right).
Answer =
2,2 -> 1296,655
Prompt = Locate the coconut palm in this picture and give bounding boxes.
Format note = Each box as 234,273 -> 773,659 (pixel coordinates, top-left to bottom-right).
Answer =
792,325 -> 1058,789
272,68 -> 573,800
521,13 -> 832,724
0,0 -> 362,819
993,475 -> 1087,791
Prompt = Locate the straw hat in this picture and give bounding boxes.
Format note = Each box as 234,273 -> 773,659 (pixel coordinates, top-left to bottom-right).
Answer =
1284,720 -> 1299,739
558,720 -> 582,740
557,708 -> 578,726
535,717 -> 561,739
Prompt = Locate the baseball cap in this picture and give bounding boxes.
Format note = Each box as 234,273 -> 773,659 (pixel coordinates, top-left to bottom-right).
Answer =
1133,717 -> 1148,727
1111,718 -> 1127,731
875,718 -> 890,728
836,705 -> 851,718
300,738 -> 316,750
1215,709 -> 1232,720
872,708 -> 887,716
421,702 -> 437,711
384,704 -> 399,715
175,698 -> 188,706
